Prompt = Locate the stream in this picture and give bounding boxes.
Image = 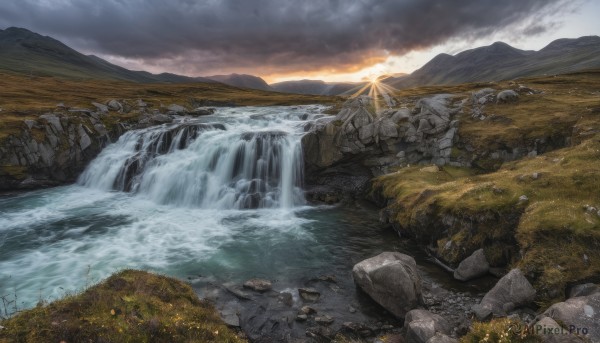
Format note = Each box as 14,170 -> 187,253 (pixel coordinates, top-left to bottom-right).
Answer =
0,106 -> 495,341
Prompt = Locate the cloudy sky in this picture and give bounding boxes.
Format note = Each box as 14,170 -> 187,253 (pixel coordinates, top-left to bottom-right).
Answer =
1,0 -> 599,83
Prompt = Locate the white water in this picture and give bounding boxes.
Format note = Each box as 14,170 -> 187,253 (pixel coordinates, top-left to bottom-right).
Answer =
79,107 -> 313,209
0,106 -> 330,307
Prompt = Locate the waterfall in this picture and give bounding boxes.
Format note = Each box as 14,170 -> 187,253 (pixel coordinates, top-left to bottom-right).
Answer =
78,110 -> 312,209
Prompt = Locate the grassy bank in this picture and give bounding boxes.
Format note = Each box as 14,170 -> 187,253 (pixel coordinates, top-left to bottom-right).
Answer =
0,270 -> 245,343
376,136 -> 600,303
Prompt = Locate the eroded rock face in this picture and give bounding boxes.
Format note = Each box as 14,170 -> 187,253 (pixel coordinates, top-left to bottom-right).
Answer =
0,112 -> 115,189
302,95 -> 462,199
471,268 -> 535,320
0,100 -> 171,190
352,252 -> 422,318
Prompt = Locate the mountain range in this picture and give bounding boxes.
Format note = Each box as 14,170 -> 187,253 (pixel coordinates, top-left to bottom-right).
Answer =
384,36 -> 600,88
1,26 -> 599,94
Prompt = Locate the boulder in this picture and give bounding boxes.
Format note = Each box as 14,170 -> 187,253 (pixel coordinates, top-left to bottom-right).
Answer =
404,309 -> 451,343
453,249 -> 490,281
107,99 -> 123,111
543,292 -> 600,342
496,90 -> 519,104
378,118 -> 399,139
298,288 -> 320,302
471,268 -> 535,320
352,252 -> 422,318
243,278 -> 272,293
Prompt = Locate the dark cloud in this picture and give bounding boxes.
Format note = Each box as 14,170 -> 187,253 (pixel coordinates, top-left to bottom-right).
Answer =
0,0 -> 569,76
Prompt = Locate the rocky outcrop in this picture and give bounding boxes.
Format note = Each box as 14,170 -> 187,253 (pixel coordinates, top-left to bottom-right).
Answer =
352,252 -> 422,318
302,95 -> 461,198
0,100 -> 203,190
0,111 -> 115,189
471,268 -> 536,320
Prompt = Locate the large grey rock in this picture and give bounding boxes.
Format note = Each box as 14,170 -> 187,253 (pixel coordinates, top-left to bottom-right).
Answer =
404,309 -> 451,343
107,99 -> 123,111
39,114 -> 63,133
378,118 -> 398,139
453,249 -> 489,281
471,268 -> 535,320
496,90 -> 519,103
352,252 -> 422,318
543,292 -> 600,342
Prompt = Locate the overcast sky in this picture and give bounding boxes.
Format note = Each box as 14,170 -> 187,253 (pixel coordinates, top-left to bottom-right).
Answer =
1,0 -> 599,82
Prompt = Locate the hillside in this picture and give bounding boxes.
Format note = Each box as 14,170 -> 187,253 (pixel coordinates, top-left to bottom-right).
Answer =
0,27 -> 213,83
271,79 -> 361,95
386,36 -> 600,88
206,73 -> 273,91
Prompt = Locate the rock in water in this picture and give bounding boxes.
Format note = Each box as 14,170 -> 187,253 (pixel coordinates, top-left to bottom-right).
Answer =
543,292 -> 600,342
471,268 -> 535,320
352,252 -> 422,318
404,309 -> 451,343
298,288 -> 320,302
243,278 -> 272,292
453,249 -> 490,281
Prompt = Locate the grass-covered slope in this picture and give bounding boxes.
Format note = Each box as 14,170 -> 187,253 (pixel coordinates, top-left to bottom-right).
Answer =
376,137 -> 600,303
0,72 -> 340,138
0,270 -> 245,343
375,70 -> 600,304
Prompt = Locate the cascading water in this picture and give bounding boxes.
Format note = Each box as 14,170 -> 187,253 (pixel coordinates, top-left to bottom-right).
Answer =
0,106 -> 485,340
78,109 -> 310,209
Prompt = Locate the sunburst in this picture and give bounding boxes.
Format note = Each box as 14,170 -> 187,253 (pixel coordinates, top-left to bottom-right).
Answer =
348,75 -> 398,114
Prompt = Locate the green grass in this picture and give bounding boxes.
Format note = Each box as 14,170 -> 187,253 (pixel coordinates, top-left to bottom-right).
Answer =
0,270 -> 245,343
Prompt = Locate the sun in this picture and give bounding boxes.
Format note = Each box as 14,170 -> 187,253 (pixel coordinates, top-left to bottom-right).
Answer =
368,74 -> 380,84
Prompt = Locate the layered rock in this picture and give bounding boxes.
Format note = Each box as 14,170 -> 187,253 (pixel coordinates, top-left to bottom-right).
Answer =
302,95 -> 461,198
0,100 -> 203,190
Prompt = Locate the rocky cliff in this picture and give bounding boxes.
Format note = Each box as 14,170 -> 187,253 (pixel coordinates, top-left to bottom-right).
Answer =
301,93 -> 464,202
0,100 -> 210,190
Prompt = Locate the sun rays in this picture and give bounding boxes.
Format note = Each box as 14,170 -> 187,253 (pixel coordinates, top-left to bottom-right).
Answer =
348,76 -> 399,114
